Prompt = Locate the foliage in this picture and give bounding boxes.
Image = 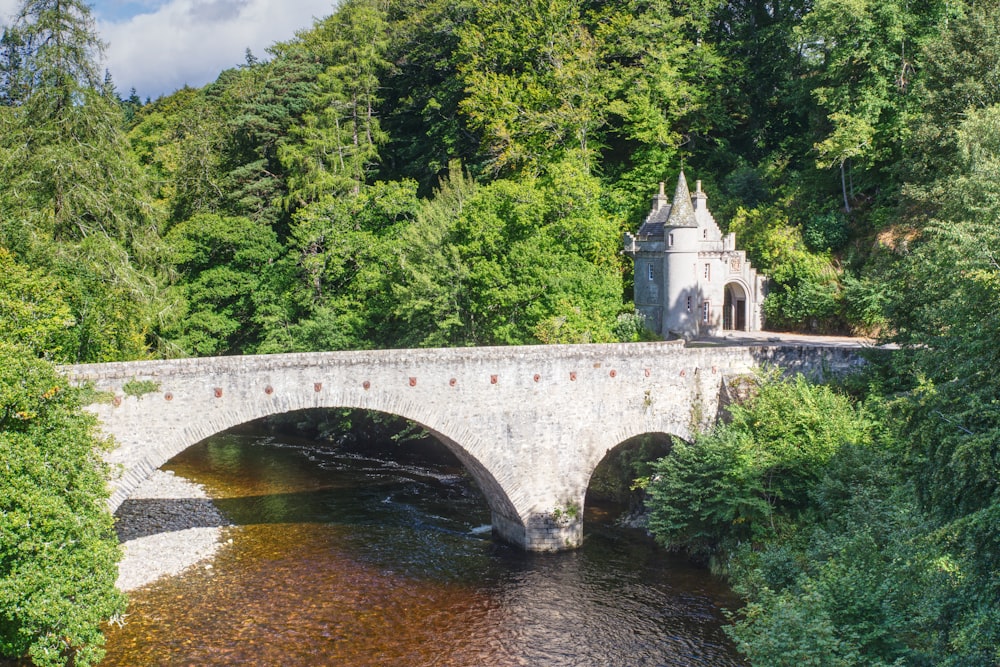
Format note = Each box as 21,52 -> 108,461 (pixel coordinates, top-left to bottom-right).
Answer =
456,0 -> 608,174
647,374 -> 870,563
729,205 -> 844,330
725,442 -> 940,666
803,210 -> 849,252
611,311 -> 659,343
0,342 -> 126,666
390,162 -> 623,347
280,0 -> 391,204
121,378 -> 160,398
0,0 -> 161,362
162,213 -> 282,356
0,248 -> 75,360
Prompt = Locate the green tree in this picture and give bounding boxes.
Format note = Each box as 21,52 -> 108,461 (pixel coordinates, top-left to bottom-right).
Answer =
726,442 -> 937,667
796,0 -> 943,210
380,0 -> 480,190
729,203 -> 843,331
880,106 -> 1000,664
0,0 -> 161,362
0,342 -> 126,666
0,248 -> 75,360
280,0 -> 391,205
904,0 -> 1000,197
392,165 -> 623,347
457,0 -> 610,175
647,374 -> 870,562
0,0 -> 157,254
161,213 -> 282,356
259,180 -> 421,353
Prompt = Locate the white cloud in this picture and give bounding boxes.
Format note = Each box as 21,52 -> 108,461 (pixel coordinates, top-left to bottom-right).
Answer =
100,0 -> 335,100
0,0 -> 21,22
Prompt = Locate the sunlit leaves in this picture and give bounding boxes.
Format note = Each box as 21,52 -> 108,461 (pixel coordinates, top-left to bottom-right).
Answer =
0,248 -> 75,360
647,374 -> 870,559
280,0 -> 391,205
391,163 -> 622,347
162,214 -> 282,356
0,342 -> 126,667
457,0 -> 610,174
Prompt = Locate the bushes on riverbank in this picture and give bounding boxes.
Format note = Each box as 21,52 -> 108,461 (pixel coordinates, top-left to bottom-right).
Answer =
644,363 -> 1000,666
0,342 -> 125,667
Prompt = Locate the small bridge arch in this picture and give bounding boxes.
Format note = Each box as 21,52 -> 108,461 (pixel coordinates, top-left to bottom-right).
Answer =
65,342 -> 863,551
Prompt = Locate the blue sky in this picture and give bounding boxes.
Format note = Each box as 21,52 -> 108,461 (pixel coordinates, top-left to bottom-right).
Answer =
0,0 -> 336,99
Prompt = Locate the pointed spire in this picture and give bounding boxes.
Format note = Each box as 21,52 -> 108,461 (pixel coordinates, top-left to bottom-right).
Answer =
666,171 -> 697,227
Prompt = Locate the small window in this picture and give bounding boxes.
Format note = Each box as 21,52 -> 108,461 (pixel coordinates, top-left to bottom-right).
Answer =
702,229 -> 708,239
686,296 -> 692,312
704,263 -> 711,281
702,301 -> 710,323
648,264 -> 654,281
668,232 -> 674,247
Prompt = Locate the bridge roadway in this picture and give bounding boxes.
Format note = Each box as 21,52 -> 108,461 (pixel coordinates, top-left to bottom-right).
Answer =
64,341 -> 864,551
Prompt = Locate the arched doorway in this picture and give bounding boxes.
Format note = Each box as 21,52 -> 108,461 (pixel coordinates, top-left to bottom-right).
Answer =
723,282 -> 748,331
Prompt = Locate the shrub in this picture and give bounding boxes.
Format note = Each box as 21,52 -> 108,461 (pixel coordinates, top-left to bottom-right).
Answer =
646,374 -> 869,566
0,342 -> 126,666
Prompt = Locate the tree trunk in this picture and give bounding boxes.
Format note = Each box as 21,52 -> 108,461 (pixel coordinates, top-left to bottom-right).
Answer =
840,159 -> 851,213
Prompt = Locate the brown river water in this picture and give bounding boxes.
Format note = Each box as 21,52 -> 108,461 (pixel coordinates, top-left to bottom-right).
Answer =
101,427 -> 746,666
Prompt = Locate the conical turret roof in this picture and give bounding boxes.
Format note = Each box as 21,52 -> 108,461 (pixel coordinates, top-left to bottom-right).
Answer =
665,171 -> 697,228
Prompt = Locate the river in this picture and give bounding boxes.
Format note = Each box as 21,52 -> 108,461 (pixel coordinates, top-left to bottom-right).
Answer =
101,426 -> 746,666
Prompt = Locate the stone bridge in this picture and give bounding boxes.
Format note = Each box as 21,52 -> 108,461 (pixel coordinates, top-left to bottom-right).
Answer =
64,341 -> 864,551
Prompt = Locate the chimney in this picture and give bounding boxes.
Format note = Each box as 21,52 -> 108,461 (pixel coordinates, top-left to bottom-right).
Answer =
653,181 -> 668,211
693,179 -> 707,210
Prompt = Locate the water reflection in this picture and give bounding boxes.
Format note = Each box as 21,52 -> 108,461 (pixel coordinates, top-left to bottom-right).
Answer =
102,432 -> 745,666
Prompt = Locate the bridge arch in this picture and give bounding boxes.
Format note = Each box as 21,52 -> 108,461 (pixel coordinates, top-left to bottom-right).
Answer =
582,428 -> 689,523
109,389 -> 525,545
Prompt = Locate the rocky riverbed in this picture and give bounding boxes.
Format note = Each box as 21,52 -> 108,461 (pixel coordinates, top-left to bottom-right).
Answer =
113,470 -> 231,592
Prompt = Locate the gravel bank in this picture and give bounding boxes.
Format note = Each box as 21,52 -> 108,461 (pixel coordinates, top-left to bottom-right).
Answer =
113,470 -> 231,592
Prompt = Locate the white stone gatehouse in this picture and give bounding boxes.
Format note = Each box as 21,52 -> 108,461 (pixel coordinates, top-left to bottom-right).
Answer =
624,172 -> 768,339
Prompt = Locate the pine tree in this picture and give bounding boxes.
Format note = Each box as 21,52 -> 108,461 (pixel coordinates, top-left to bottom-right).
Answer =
280,0 -> 391,206
0,0 -> 160,361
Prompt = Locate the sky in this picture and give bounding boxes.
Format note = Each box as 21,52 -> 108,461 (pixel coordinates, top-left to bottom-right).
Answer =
0,0 -> 337,100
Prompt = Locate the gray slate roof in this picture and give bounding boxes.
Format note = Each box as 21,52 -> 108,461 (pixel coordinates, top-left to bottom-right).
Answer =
636,171 -> 697,237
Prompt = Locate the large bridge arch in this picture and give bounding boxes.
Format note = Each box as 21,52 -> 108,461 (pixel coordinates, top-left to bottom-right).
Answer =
65,342 -> 864,551
99,387 -> 526,547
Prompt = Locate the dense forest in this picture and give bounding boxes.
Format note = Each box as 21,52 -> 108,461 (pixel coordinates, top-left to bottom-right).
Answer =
0,0 -> 998,664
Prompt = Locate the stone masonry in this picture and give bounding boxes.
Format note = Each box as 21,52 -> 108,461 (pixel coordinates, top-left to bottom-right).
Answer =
63,342 -> 864,552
